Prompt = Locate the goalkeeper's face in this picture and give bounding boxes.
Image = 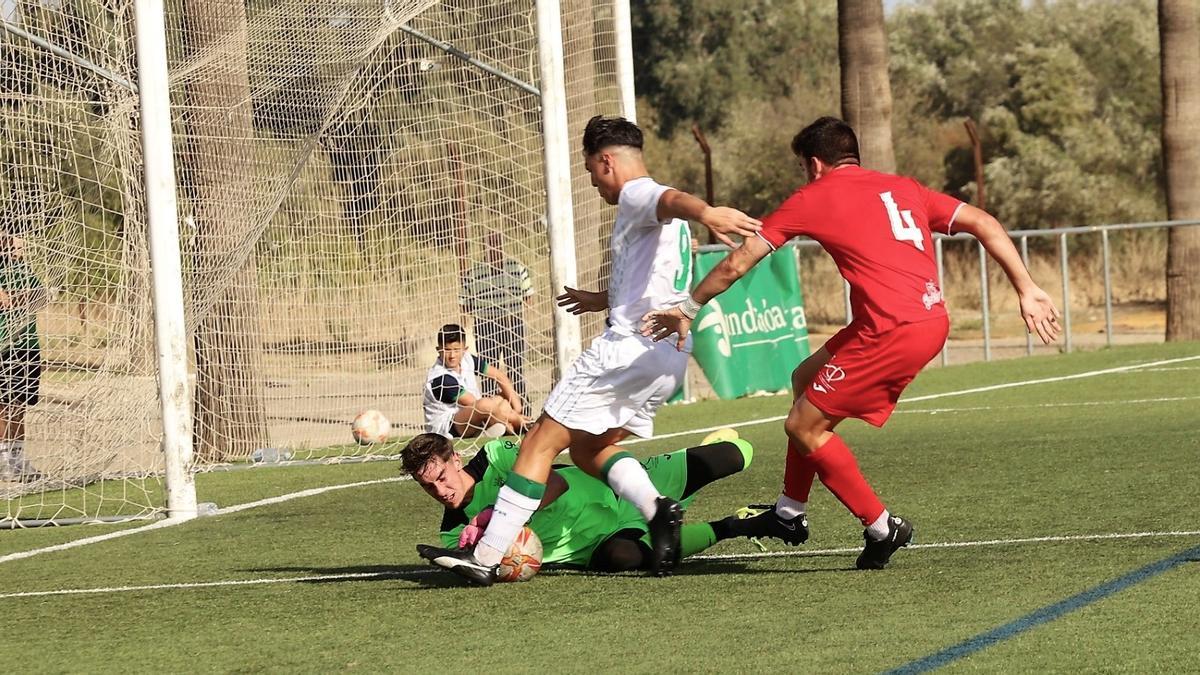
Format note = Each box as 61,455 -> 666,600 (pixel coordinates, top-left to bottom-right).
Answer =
413,452 -> 469,508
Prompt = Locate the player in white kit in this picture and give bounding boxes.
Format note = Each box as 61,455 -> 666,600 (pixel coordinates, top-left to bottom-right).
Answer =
418,115 -> 762,585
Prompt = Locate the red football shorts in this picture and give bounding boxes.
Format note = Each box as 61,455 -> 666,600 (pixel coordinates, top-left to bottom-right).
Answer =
807,315 -> 950,427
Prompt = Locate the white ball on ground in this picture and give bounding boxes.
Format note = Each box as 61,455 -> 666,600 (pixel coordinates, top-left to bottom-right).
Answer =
482,422 -> 508,438
351,409 -> 391,445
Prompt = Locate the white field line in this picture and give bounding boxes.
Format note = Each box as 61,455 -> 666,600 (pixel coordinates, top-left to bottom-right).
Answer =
0,477 -> 407,565
0,569 -> 434,599
900,354 -> 1200,403
2,355 -> 1195,565
213,477 -> 407,516
3,529 -> 1198,600
623,415 -> 788,445
896,395 -> 1200,415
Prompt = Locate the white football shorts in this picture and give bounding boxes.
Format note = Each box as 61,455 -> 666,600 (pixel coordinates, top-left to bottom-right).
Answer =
541,329 -> 689,438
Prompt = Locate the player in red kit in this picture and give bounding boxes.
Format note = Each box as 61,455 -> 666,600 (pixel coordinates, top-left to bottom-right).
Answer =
642,117 -> 1061,569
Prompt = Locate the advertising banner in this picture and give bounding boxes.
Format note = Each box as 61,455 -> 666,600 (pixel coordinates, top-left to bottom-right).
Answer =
691,248 -> 810,399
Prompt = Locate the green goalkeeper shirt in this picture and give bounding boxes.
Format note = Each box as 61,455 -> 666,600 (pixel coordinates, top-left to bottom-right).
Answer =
0,259 -> 42,352
439,440 -> 625,566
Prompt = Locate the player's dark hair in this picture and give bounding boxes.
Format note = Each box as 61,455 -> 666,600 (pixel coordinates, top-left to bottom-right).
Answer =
401,433 -> 455,474
436,323 -> 466,347
582,115 -> 643,155
791,116 -> 860,166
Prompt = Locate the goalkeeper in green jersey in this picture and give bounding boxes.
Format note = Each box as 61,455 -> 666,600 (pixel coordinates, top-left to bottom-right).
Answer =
404,432 -> 775,572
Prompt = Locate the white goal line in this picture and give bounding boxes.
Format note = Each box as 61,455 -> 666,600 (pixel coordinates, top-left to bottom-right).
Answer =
3,529 -> 1198,600
1,354 -> 1195,566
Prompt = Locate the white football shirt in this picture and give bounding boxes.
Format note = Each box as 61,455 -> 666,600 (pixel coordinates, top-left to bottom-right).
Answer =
606,177 -> 694,337
422,352 -> 485,435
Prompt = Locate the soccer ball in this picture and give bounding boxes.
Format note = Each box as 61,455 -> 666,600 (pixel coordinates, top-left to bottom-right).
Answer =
497,526 -> 543,582
351,409 -> 391,445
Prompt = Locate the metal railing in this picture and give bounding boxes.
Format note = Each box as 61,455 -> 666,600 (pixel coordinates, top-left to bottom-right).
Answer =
697,219 -> 1200,366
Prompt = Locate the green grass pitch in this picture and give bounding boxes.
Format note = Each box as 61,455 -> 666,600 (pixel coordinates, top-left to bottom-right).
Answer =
2,342 -> 1198,672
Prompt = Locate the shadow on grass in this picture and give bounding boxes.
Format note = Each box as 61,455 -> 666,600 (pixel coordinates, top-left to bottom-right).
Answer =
535,558 -> 859,578
246,554 -> 859,591
246,564 -> 464,589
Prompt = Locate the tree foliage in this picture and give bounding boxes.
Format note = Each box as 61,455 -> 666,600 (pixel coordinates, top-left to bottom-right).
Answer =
633,0 -> 840,138
637,1 -> 840,215
637,0 -> 1166,230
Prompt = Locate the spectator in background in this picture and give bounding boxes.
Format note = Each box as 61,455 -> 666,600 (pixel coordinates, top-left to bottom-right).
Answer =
460,231 -> 532,403
423,324 -> 530,439
0,235 -> 46,482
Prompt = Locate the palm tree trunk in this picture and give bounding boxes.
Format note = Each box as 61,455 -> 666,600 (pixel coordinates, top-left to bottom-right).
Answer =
1160,0 -> 1200,341
838,0 -> 896,173
180,0 -> 267,460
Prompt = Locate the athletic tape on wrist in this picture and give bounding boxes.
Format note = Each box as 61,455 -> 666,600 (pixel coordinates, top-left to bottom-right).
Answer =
679,296 -> 704,320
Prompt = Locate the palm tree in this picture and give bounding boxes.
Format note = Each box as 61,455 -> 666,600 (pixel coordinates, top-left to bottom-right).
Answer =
1160,0 -> 1200,341
179,0 -> 267,460
838,0 -> 895,172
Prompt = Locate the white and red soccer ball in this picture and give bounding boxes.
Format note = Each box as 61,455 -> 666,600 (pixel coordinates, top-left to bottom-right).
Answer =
497,526 -> 543,582
351,409 -> 391,445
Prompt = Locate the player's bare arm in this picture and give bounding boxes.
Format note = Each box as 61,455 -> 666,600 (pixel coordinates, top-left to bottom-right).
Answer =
952,204 -> 1062,344
1,235 -> 25,259
8,288 -> 48,314
556,286 -> 607,314
657,189 -> 763,248
485,363 -> 523,416
456,390 -> 478,410
640,236 -> 772,350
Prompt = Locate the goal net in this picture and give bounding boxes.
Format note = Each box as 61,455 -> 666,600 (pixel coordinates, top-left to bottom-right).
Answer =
1,0 -> 621,525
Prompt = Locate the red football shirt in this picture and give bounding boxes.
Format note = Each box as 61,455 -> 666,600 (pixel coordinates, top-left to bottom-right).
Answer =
759,165 -> 964,333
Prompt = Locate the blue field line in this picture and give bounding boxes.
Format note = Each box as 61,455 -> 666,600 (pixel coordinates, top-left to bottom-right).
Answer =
883,543 -> 1200,674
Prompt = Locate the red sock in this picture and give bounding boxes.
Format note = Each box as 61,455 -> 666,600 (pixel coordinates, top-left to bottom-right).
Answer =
782,438 -> 817,502
807,434 -> 885,526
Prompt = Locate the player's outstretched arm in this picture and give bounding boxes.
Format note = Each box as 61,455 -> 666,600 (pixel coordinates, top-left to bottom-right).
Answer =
641,236 -> 772,349
556,286 -> 607,314
657,189 -> 762,247
952,204 -> 1062,344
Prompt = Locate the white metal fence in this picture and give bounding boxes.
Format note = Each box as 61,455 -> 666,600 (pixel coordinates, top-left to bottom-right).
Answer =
697,219 -> 1198,377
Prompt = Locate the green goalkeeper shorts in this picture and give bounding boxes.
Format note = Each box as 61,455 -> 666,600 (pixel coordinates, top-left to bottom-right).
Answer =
613,448 -> 693,541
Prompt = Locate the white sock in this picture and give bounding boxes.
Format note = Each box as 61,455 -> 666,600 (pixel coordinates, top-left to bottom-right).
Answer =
866,509 -> 891,541
775,495 -> 807,519
605,456 -> 662,521
475,486 -> 540,566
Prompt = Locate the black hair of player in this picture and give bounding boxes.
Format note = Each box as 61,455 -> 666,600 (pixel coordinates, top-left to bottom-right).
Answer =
401,433 -> 455,474
582,115 -> 643,156
791,116 -> 861,167
436,323 -> 466,347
